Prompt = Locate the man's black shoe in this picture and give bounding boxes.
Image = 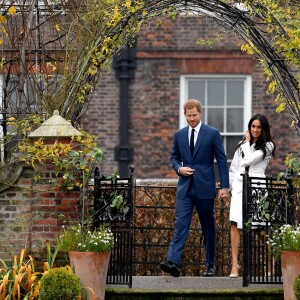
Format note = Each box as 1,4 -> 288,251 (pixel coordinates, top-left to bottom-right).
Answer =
160,261 -> 180,277
203,266 -> 215,277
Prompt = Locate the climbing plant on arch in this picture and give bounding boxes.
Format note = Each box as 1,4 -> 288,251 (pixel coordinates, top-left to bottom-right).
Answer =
55,0 -> 300,136
0,0 -> 299,132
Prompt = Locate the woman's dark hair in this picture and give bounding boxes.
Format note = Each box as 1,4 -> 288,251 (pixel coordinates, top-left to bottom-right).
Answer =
237,114 -> 276,158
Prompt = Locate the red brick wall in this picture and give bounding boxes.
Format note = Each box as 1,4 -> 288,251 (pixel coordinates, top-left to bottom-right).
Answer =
0,169 -> 34,261
0,163 -> 81,261
81,16 -> 299,179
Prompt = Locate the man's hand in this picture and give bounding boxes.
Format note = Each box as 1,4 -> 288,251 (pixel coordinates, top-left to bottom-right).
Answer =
218,188 -> 229,199
179,167 -> 195,176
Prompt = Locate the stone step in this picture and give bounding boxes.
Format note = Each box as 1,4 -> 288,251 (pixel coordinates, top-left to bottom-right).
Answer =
106,276 -> 283,300
107,276 -> 283,290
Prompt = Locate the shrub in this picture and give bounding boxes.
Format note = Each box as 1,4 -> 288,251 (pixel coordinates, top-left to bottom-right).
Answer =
39,267 -> 81,300
294,272 -> 300,300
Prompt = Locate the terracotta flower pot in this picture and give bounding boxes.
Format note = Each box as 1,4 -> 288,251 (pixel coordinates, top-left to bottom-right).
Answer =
281,251 -> 300,300
69,251 -> 111,300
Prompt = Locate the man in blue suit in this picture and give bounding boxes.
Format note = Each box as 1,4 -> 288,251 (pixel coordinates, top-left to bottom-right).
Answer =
160,99 -> 229,277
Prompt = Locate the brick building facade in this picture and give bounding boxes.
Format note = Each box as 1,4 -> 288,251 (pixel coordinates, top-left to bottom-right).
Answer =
0,11 -> 298,265
81,15 -> 299,179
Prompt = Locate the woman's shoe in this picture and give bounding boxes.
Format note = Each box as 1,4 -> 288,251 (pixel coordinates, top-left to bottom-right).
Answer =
229,261 -> 240,278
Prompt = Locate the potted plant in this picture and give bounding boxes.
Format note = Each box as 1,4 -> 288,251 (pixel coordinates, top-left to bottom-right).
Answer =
273,152 -> 300,299
270,225 -> 300,260
57,224 -> 114,300
50,135 -> 115,300
270,224 -> 300,300
57,223 -> 114,253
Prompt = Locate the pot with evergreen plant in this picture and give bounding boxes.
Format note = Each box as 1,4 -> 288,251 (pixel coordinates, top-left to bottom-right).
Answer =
270,224 -> 300,300
274,154 -> 300,300
50,139 -> 115,300
51,134 -> 115,300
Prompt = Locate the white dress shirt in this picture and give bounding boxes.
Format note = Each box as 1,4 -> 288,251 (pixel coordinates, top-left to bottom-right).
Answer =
189,122 -> 201,147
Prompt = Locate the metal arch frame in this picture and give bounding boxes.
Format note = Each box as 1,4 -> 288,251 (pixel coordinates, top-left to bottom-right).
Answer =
106,0 -> 300,175
0,1 -> 299,132
1,1 -> 299,143
139,0 -> 299,136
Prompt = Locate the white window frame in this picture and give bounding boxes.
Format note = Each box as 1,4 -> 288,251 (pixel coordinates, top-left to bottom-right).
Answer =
180,74 -> 252,158
180,74 -> 252,129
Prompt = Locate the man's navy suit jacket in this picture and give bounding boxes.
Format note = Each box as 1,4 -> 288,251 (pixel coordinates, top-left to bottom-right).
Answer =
170,123 -> 229,200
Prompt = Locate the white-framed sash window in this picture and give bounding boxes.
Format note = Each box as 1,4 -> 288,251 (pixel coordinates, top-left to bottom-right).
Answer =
180,74 -> 252,160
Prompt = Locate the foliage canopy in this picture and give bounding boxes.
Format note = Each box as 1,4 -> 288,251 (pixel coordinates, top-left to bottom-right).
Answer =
0,0 -> 299,171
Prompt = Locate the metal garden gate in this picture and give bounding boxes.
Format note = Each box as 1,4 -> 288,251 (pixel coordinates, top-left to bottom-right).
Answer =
242,171 -> 297,287
93,166 -> 135,287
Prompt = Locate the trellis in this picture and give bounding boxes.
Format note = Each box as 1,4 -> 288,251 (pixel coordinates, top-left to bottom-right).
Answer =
1,1 -> 299,131
139,0 -> 300,137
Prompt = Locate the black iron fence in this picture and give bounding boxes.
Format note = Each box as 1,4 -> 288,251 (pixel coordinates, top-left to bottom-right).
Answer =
242,172 -> 297,287
93,166 -> 135,287
93,168 -> 298,287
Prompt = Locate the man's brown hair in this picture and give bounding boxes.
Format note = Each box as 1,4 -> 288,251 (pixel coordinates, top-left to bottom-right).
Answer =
184,99 -> 203,113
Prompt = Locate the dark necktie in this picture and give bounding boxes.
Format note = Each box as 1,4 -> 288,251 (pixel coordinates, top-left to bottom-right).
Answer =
190,128 -> 195,155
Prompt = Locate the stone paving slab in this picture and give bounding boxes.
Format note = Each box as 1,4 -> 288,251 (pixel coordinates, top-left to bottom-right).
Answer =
107,276 -> 283,291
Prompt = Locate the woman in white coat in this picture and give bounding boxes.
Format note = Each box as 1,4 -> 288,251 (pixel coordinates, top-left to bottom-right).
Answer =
229,114 -> 276,278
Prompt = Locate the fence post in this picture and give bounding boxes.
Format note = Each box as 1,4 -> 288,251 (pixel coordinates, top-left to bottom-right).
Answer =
242,167 -> 250,287
93,165 -> 135,287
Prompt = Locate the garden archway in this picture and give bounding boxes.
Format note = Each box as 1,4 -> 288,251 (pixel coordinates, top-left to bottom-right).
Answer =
62,0 -> 299,136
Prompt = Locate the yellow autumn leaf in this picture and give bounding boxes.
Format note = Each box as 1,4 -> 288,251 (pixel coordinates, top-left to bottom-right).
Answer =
55,24 -> 61,31
125,1 -> 131,8
275,102 -> 285,113
2,26 -> 8,37
0,15 -> 6,23
102,45 -> 109,54
8,6 -> 17,15
265,15 -> 272,23
0,39 -> 2,45
88,67 -> 97,75
7,117 -> 16,125
268,81 -> 276,94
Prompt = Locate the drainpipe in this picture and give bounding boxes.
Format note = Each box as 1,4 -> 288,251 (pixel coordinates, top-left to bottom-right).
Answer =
113,40 -> 137,177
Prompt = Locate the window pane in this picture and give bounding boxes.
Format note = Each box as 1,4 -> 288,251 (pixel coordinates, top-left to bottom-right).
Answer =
188,80 -> 205,101
227,108 -> 243,132
226,136 -> 244,160
207,80 -> 224,105
207,108 -> 223,130
182,75 -> 251,165
227,81 -> 244,105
